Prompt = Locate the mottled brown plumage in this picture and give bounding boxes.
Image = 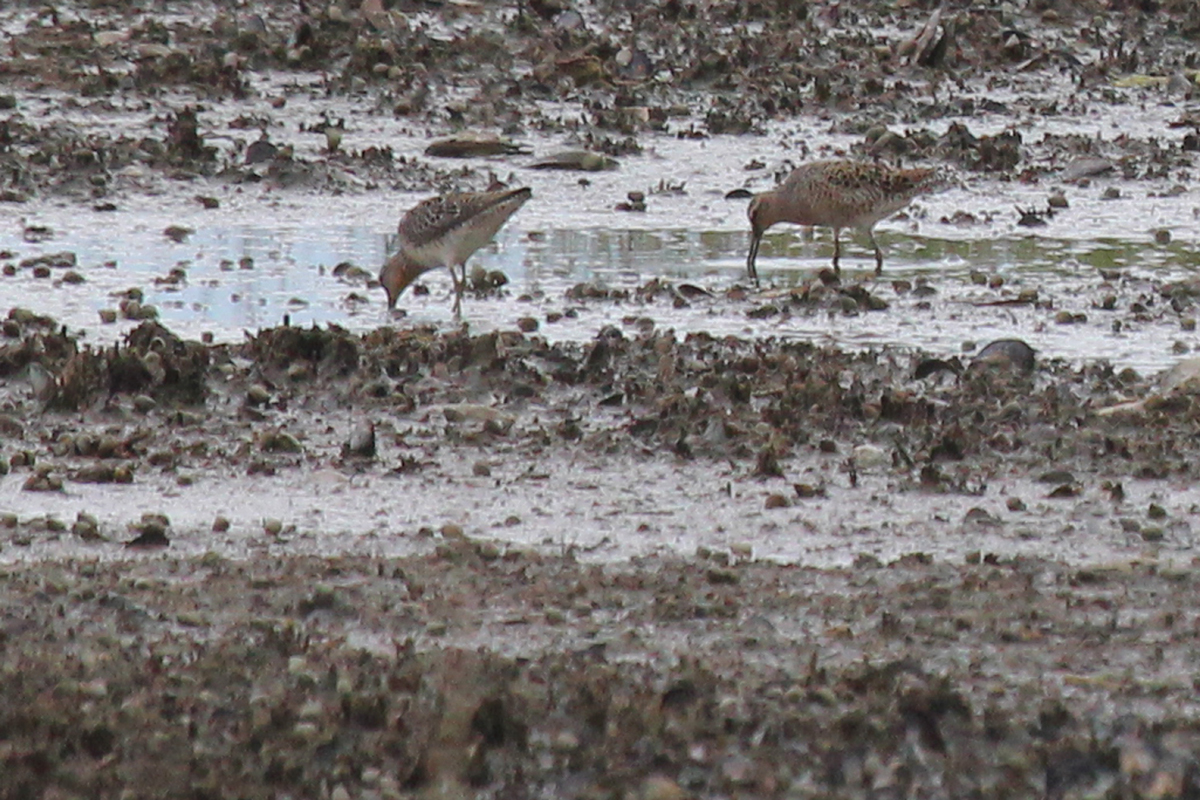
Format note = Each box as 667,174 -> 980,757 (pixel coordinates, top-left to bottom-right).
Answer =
379,187 -> 531,314
746,160 -> 935,285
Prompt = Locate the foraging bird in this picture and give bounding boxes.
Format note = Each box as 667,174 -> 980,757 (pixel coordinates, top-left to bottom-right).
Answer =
746,160 -> 935,285
379,186 -> 532,314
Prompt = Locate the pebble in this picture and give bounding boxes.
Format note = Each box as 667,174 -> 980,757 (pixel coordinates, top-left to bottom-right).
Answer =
640,776 -> 686,800
345,421 -> 376,458
852,444 -> 889,469
72,512 -> 103,541
729,542 -> 753,559
764,493 -> 789,509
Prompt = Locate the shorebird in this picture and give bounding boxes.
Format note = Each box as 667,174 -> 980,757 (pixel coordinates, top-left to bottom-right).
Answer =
746,160 -> 935,285
379,186 -> 531,314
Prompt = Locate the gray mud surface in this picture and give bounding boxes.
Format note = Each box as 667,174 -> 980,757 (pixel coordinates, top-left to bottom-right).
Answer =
5,0 -> 1200,797
3,550 -> 1200,798
4,318 -> 1200,797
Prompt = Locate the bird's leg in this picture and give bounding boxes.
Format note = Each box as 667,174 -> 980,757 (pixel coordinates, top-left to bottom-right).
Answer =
747,233 -> 761,288
450,264 -> 464,316
832,228 -> 842,274
869,229 -> 883,275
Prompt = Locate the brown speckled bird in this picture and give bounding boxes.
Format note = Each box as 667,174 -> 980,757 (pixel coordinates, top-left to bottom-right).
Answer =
379,187 -> 531,314
746,160 -> 935,285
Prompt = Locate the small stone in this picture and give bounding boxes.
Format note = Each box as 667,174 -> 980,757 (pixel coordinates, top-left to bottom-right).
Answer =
213,516 -> 231,532
22,472 -> 63,492
262,431 -> 302,453
164,225 -> 193,242
98,309 -> 118,324
1006,497 -> 1026,512
344,422 -> 376,458
764,493 -> 789,509
707,568 -> 739,585
1154,229 -> 1171,245
246,385 -> 271,406
640,776 -> 686,800
852,443 -> 888,468
473,461 -> 491,477
73,512 -> 104,541
263,518 -> 284,536
516,316 -> 539,332
545,728 -> 580,753
1148,503 -> 1168,520
132,395 -> 156,413
126,526 -> 169,548
441,523 -> 465,539
299,586 -> 336,615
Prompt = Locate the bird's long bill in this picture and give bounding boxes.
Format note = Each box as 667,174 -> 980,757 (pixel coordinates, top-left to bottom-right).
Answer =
746,232 -> 762,287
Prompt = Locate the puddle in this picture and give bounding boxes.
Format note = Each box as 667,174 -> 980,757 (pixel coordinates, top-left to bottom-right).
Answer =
4,65 -> 1199,371
2,208 -> 1197,372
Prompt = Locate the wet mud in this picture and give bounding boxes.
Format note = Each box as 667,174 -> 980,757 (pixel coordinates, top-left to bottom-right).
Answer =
4,549 -> 1200,798
3,317 -> 1200,796
5,0 -> 1200,796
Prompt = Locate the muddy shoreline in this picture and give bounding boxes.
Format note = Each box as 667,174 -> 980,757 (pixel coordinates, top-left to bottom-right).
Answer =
4,317 -> 1200,795
5,0 -> 1200,796
3,548 -> 1200,797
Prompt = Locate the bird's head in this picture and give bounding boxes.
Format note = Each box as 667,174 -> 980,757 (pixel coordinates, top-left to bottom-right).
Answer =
745,193 -> 777,286
379,252 -> 426,309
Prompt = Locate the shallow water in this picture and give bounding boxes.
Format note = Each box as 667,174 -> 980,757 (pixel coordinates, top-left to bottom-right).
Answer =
2,205 -> 1196,372
5,62 -> 1198,369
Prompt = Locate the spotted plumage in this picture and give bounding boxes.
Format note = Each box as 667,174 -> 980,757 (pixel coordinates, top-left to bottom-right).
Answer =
379,187 -> 531,314
746,160 -> 935,285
